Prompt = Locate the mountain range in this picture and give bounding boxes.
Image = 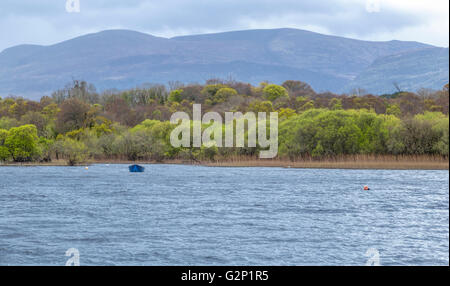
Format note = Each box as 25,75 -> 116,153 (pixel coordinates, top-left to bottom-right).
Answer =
0,28 -> 448,99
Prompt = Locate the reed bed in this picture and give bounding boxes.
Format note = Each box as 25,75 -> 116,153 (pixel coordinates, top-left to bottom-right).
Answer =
1,155 -> 448,170
202,154 -> 449,170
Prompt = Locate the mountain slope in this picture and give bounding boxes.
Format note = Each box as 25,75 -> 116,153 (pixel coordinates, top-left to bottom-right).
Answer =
346,47 -> 449,94
172,29 -> 431,79
0,28 -> 443,99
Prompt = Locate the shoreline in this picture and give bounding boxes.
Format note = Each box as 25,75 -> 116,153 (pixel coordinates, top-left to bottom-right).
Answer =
1,157 -> 448,170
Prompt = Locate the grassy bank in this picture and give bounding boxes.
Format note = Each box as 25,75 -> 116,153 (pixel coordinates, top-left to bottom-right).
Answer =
1,155 -> 448,170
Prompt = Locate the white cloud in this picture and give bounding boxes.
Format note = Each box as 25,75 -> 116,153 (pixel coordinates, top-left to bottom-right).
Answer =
366,0 -> 381,13
376,0 -> 449,46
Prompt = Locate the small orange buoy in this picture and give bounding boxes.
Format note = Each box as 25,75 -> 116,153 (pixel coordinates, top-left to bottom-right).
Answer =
364,186 -> 370,191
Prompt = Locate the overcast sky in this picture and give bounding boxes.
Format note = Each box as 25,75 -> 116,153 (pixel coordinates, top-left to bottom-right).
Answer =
1,0 -> 448,51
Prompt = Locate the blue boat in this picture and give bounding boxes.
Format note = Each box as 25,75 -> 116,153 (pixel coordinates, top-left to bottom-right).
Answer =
129,164 -> 145,173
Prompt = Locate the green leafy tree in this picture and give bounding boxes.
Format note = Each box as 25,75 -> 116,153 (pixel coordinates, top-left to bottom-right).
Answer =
415,112 -> 449,155
248,101 -> 274,113
312,141 -> 325,158
168,89 -> 183,103
0,129 -> 10,162
298,101 -> 315,112
20,111 -> 48,137
42,103 -> 60,120
329,98 -> 343,110
60,137 -> 88,166
0,117 -> 20,130
263,84 -> 289,101
400,118 -> 439,154
386,104 -> 401,117
201,84 -> 228,98
213,88 -> 237,104
278,108 -> 296,120
4,125 -> 40,162
38,137 -> 54,162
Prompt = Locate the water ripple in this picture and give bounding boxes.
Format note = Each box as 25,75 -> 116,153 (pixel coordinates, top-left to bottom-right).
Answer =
0,164 -> 448,265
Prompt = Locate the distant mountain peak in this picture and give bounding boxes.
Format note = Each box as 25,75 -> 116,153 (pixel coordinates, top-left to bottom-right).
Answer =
0,28 -> 447,99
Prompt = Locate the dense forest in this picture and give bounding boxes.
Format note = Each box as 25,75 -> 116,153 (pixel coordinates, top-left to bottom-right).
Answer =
0,79 -> 448,165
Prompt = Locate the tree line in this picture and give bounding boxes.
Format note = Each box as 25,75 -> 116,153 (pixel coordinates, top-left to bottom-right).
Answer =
0,80 -> 448,165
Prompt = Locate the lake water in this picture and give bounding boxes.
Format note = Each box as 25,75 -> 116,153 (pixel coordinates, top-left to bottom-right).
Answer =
0,164 -> 448,266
